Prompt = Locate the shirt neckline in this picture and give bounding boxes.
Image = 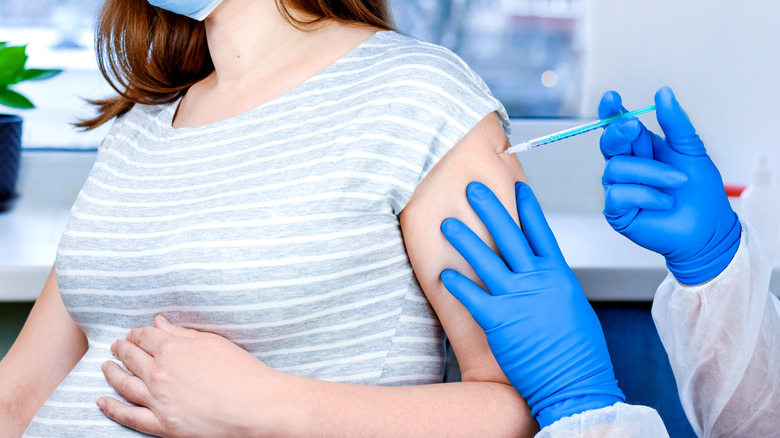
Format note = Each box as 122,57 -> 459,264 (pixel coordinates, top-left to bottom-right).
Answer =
159,30 -> 394,135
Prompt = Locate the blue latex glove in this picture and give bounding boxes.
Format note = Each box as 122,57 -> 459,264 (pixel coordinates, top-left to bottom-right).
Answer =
599,87 -> 741,285
440,181 -> 625,430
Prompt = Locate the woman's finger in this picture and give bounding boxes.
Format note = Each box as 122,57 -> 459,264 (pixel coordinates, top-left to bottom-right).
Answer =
101,360 -> 151,407
111,338 -> 155,382
125,326 -> 170,357
97,396 -> 163,437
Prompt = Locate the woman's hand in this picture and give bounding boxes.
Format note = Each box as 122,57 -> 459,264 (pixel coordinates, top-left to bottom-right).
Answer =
99,315 -> 287,438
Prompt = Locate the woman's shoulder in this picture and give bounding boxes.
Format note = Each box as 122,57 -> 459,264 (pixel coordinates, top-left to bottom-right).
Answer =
112,100 -> 175,131
97,100 -> 177,152
342,31 -> 503,115
343,31 -> 509,138
369,31 -> 462,59
362,31 -> 484,84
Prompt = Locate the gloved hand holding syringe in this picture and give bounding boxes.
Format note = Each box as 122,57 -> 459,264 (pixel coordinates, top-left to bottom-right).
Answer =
504,104 -> 657,154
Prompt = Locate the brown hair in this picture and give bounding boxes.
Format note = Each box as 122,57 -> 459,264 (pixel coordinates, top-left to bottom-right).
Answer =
78,0 -> 394,130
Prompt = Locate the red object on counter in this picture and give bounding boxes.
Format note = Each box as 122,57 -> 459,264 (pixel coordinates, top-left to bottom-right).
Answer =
725,185 -> 747,198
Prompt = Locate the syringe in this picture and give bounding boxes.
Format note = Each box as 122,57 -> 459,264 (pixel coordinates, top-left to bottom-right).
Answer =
503,104 -> 657,154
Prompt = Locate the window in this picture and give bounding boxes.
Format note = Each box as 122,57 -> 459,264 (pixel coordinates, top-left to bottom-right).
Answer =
0,0 -> 109,149
0,0 -> 585,149
390,0 -> 585,118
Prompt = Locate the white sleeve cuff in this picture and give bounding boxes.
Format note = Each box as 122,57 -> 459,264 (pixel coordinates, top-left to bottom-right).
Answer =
535,403 -> 668,438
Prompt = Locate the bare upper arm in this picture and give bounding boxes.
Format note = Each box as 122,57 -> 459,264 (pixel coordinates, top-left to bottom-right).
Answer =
0,266 -> 87,433
400,112 -> 525,383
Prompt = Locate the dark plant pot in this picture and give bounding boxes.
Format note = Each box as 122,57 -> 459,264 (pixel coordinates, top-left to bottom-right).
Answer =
0,114 -> 23,213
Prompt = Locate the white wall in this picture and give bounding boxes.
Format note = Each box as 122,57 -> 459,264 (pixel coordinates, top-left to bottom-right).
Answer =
582,0 -> 780,188
520,0 -> 780,214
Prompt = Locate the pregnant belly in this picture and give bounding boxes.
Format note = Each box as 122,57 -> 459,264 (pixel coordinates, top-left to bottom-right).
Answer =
24,343 -> 150,438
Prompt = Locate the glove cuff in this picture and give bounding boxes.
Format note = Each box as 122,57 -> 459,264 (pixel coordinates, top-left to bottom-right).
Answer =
666,212 -> 742,286
530,373 -> 626,430
535,393 -> 625,430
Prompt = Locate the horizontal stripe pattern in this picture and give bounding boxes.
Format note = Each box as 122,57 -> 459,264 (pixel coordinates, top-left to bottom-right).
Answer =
27,31 -> 507,436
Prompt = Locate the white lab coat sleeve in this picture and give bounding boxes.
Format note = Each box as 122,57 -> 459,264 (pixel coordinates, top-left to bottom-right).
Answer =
652,222 -> 780,437
535,402 -> 669,438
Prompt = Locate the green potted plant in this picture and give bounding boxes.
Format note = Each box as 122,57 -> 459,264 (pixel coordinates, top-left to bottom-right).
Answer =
0,41 -> 62,212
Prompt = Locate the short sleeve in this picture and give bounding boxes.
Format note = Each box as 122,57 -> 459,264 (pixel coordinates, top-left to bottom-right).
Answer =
361,32 -> 511,214
412,43 -> 512,186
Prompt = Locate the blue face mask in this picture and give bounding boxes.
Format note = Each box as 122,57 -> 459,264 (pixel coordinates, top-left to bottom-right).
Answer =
147,0 -> 223,21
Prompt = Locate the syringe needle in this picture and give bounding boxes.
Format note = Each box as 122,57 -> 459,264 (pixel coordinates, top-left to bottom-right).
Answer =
504,104 -> 657,154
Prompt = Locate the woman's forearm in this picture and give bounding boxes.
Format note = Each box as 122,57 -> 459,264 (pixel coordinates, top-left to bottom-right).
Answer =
0,267 -> 88,437
0,392 -> 26,438
254,371 -> 536,438
99,316 -> 536,437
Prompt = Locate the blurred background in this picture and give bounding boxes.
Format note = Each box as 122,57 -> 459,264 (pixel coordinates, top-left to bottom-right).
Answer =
391,0 -> 585,117
2,0 -> 778,209
0,0 -> 588,149
2,2 -> 780,436
0,0 -> 108,147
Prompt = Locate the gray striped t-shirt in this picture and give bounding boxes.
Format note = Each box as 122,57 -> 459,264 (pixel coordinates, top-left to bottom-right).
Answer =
27,31 -> 509,436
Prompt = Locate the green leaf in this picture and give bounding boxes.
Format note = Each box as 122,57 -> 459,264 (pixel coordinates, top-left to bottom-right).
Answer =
0,87 -> 35,109
20,68 -> 62,82
0,45 -> 28,86
0,42 -> 6,49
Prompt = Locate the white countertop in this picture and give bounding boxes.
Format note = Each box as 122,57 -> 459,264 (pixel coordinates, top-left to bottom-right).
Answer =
0,152 -> 93,301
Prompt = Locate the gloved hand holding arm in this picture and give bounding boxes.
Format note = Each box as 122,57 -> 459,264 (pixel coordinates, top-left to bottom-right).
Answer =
440,182 -> 633,430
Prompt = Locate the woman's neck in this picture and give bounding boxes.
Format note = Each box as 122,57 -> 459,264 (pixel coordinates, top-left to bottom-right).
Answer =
203,0 -> 339,87
171,0 -> 380,128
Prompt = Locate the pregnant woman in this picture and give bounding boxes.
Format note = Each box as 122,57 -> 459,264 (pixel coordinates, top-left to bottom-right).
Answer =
0,0 -> 534,436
